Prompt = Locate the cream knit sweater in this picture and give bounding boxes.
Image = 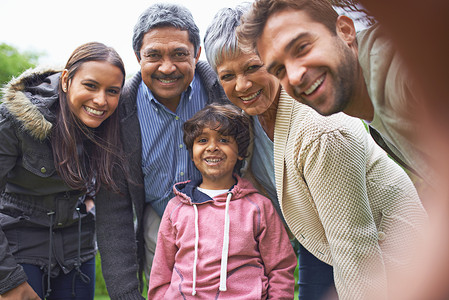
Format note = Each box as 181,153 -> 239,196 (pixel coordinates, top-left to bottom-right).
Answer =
274,89 -> 427,299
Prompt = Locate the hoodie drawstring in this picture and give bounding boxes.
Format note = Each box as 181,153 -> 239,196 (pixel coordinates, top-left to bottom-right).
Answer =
191,191 -> 233,296
192,204 -> 199,296
219,192 -> 233,292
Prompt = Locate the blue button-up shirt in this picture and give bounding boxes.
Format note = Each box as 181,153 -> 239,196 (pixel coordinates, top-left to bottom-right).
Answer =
137,74 -> 208,217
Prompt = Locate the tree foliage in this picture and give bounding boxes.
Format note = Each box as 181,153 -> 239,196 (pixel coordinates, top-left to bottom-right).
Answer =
0,43 -> 40,94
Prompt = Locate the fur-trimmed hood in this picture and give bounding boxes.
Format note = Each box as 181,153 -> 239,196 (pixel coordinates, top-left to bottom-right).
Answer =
1,66 -> 62,141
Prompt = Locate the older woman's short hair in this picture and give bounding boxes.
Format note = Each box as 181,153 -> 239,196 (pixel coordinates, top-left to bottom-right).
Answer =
203,3 -> 251,73
132,3 -> 201,59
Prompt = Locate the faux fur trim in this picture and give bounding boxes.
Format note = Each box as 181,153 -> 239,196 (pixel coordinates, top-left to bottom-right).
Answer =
2,65 -> 62,141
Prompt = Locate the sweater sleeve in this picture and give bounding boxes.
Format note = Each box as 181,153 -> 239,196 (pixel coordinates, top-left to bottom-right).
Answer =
95,178 -> 144,300
257,196 -> 297,299
147,200 -> 177,298
0,114 -> 28,294
300,122 -> 388,300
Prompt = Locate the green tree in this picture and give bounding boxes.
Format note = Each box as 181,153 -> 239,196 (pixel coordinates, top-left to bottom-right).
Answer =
0,43 -> 40,97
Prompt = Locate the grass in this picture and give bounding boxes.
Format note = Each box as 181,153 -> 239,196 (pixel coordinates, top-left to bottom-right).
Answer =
94,252 -> 300,299
94,296 -> 111,300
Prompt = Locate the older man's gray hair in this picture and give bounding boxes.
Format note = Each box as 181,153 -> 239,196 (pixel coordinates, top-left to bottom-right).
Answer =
132,2 -> 201,59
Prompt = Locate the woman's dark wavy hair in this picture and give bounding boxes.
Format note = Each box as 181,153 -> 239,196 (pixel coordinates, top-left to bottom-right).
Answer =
52,42 -> 126,195
183,104 -> 251,175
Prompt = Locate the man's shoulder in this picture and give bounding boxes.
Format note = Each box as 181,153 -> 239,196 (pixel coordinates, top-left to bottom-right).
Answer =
117,72 -> 142,119
123,72 -> 142,96
194,60 -> 216,85
357,25 -> 395,71
195,61 -> 228,104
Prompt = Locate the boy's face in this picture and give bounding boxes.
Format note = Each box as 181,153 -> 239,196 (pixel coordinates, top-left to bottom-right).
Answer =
192,127 -> 243,190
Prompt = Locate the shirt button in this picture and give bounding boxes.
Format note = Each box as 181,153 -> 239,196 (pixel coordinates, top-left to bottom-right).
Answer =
180,172 -> 184,176
378,231 -> 386,241
40,167 -> 47,173
179,144 -> 183,148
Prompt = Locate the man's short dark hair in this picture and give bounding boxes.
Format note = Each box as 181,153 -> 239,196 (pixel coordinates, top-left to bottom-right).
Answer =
237,0 -> 339,52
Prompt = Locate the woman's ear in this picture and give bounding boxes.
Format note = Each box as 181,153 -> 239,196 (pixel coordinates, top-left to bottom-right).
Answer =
61,69 -> 69,92
336,15 -> 357,46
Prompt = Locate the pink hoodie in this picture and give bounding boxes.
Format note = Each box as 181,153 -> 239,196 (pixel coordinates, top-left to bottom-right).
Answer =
148,175 -> 296,299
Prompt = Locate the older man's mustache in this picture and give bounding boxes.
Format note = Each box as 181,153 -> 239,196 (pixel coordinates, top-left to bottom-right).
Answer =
152,74 -> 183,80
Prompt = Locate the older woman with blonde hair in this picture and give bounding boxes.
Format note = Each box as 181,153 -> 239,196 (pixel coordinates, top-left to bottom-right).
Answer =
204,5 -> 427,300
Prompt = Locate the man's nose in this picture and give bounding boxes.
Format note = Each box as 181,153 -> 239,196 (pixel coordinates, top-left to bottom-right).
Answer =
285,61 -> 307,87
158,59 -> 176,74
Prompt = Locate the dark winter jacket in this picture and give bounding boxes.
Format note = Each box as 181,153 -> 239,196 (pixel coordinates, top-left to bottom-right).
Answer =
0,67 -> 96,294
96,61 -> 229,299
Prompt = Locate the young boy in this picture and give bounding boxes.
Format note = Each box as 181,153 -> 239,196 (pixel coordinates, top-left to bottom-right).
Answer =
148,104 -> 297,299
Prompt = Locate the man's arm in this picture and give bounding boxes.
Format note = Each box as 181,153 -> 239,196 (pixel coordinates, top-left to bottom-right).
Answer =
95,179 -> 144,300
358,0 -> 449,129
356,3 -> 449,300
147,201 -> 177,299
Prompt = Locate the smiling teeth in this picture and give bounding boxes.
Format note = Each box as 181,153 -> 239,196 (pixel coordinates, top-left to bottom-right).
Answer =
240,90 -> 261,101
304,76 -> 324,95
159,78 -> 177,83
206,158 -> 222,163
85,106 -> 104,116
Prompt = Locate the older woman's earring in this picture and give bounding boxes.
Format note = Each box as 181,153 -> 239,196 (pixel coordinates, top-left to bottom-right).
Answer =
63,86 -> 67,92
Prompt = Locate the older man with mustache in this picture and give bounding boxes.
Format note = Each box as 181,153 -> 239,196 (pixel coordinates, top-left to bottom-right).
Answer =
96,3 -> 228,299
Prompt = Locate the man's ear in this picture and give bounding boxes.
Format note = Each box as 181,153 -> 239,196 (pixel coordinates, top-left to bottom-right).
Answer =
336,15 -> 357,46
195,46 -> 201,64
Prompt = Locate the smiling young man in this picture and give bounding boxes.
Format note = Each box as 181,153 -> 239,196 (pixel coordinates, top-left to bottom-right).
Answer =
237,0 -> 433,185
96,3 -> 228,299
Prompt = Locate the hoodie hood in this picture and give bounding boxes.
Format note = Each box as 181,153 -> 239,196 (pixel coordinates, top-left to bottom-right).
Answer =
1,66 -> 62,141
173,174 -> 259,205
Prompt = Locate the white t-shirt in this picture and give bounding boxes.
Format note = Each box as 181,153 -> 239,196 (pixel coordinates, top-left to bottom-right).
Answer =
196,187 -> 229,199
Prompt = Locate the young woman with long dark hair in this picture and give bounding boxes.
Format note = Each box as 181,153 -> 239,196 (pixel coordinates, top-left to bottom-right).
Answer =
0,42 -> 126,299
